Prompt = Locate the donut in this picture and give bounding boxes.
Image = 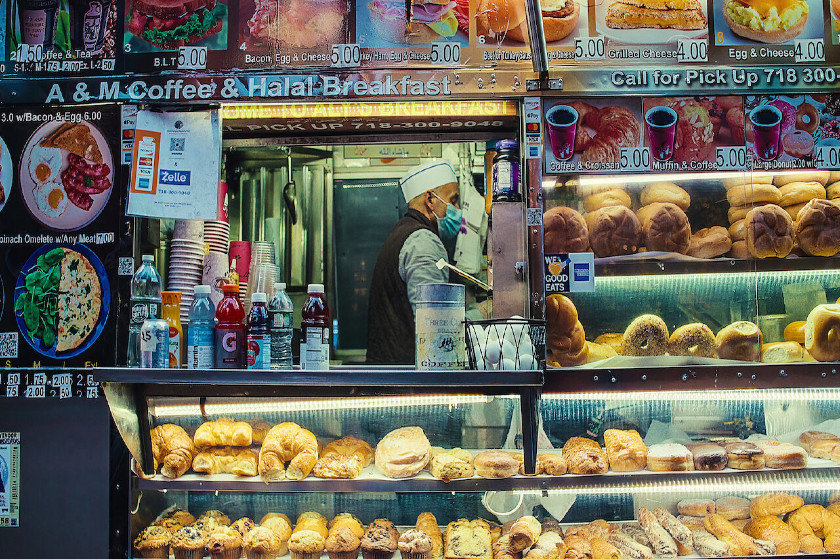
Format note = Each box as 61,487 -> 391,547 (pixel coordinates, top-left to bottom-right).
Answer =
782,130 -> 815,159
687,226 -> 732,259
622,314 -> 669,357
804,304 -> 840,362
716,321 -> 763,362
822,119 -> 840,140
770,99 -> 797,134
668,323 -> 716,358
795,102 -> 820,134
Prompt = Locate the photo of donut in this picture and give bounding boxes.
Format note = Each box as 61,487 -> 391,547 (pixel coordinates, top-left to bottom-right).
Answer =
745,95 -> 828,167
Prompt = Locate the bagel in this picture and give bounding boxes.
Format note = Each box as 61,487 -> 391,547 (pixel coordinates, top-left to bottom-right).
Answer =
640,181 -> 690,210
804,304 -> 840,362
259,422 -> 319,481
774,171 -> 832,186
727,182 -> 782,206
723,0 -> 807,44
784,320 -> 806,343
594,332 -> 624,354
687,226 -> 732,259
795,102 -> 820,134
668,323 -> 716,358
583,189 -> 632,212
723,174 -> 775,189
778,181 -> 826,206
728,205 -> 750,224
622,314 -> 669,357
827,181 -> 840,200
716,321 -> 763,362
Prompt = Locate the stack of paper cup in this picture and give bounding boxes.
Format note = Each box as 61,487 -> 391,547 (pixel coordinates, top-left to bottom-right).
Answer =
228,241 -> 251,303
203,251 -> 229,309
204,220 -> 230,254
169,220 -> 206,324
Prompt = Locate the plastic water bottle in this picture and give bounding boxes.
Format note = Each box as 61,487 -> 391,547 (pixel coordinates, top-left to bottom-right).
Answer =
268,282 -> 293,369
128,255 -> 162,367
247,293 -> 271,370
187,285 -> 215,370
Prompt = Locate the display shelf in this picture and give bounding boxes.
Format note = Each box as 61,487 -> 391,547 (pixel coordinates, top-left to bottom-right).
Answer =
545,362 -> 840,392
133,458 -> 839,493
594,256 -> 840,278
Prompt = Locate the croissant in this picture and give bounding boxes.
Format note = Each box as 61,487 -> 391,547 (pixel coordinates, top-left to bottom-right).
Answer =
562,535 -> 593,559
590,537 -> 620,559
703,514 -> 757,556
787,504 -> 840,553
313,435 -> 374,479
745,516 -> 799,555
493,534 -> 521,559
580,106 -> 641,164
150,424 -> 196,478
258,422 -> 319,481
192,447 -> 258,476
562,437 -> 608,475
193,417 -> 252,447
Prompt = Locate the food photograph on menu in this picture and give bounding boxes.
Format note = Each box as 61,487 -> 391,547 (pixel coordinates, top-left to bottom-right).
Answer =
239,0 -> 348,56
831,0 -> 840,43
10,0 -> 117,58
18,120 -> 114,231
356,0 -> 468,48
475,0 -> 585,50
543,98 -> 643,173
594,0 -> 707,49
712,0 -> 821,45
745,95 -> 837,167
124,0 -> 228,52
642,96 -> 744,170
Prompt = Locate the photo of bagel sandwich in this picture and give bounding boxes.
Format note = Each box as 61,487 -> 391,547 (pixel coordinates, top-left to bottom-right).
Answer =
606,0 -> 707,29
368,0 -> 459,44
476,0 -> 580,43
723,0 -> 808,43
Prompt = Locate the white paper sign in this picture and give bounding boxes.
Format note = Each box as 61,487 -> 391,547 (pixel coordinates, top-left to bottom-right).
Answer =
127,109 -> 221,220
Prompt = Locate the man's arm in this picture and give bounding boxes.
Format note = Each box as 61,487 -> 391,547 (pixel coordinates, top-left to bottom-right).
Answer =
398,229 -> 449,317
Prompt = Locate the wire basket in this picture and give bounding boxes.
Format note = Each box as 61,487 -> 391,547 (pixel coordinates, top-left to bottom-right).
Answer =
465,318 -> 545,371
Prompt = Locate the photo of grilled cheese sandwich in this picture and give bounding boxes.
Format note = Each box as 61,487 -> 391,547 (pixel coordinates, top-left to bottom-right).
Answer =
606,0 -> 707,29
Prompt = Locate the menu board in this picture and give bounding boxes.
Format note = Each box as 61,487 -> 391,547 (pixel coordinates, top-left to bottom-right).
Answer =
543,93 -> 840,174
0,105 -> 120,366
6,0 -> 118,73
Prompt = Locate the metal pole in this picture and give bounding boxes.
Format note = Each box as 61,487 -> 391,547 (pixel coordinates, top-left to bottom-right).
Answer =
524,0 -> 549,76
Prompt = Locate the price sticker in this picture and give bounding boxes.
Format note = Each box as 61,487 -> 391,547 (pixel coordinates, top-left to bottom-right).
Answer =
716,146 -> 751,171
52,373 -> 72,387
33,372 -> 47,386
14,43 -> 45,63
677,39 -> 708,63
620,147 -> 651,172
816,146 -> 840,169
575,37 -> 605,61
430,42 -> 461,65
794,39 -> 824,62
24,384 -> 45,398
330,44 -> 362,68
178,46 -> 207,70
59,386 -> 72,399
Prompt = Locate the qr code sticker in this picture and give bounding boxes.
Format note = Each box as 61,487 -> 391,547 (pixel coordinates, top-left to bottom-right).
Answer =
119,257 -> 135,276
0,333 -> 18,358
170,137 -> 185,152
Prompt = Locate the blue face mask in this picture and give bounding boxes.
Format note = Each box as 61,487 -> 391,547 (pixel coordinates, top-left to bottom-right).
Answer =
432,192 -> 464,242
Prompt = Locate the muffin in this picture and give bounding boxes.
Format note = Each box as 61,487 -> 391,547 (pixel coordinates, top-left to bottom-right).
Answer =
329,513 -> 365,538
199,510 -> 232,526
326,525 -> 361,559
289,529 -> 326,559
232,517 -> 256,537
134,525 -> 171,559
361,519 -> 399,559
244,526 -> 284,559
398,529 -> 432,559
170,526 -> 208,559
262,515 -> 293,544
207,526 -> 244,559
192,516 -> 222,536
155,506 -> 196,527
155,517 -> 188,534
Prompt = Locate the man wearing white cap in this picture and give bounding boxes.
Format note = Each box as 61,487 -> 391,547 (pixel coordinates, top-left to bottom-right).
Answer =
367,160 -> 463,364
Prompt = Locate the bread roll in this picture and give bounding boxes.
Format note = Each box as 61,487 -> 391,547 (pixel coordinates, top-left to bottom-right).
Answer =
584,189 -> 632,212
745,204 -> 794,258
728,219 -> 746,242
562,436 -> 608,474
640,182 -> 690,210
778,181 -> 826,206
374,426 -> 431,478
728,240 -> 750,259
761,341 -> 810,363
784,320 -> 806,343
588,206 -> 642,257
794,198 -> 840,256
727,182 -> 781,206
728,205 -> 750,224
594,333 -> 624,354
544,206 -> 590,253
641,202 -> 691,254
722,174 -> 775,189
687,227 -> 731,259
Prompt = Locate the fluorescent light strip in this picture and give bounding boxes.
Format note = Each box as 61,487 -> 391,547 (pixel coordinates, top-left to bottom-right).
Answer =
542,388 -> 840,402
153,394 -> 494,418
544,476 -> 840,496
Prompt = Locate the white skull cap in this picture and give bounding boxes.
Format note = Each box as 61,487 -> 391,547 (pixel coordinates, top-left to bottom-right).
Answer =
399,160 -> 457,203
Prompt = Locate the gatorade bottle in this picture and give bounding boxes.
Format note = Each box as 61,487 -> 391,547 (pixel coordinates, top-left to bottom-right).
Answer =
187,285 -> 215,369
161,291 -> 183,368
215,283 -> 246,368
300,283 -> 330,370
247,293 -> 271,370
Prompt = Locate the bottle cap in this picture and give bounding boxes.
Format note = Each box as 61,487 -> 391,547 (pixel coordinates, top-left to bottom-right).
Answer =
251,293 -> 267,303
194,285 -> 211,295
308,283 -> 325,294
142,254 -> 154,262
161,291 -> 182,304
221,283 -> 239,295
274,282 -> 286,291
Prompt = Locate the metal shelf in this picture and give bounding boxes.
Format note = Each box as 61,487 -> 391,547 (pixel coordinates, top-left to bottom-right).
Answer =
545,362 -> 840,392
594,256 -> 840,278
134,462 -> 839,493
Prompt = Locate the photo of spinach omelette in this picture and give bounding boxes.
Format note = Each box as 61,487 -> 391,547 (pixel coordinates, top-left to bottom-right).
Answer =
15,246 -> 103,355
